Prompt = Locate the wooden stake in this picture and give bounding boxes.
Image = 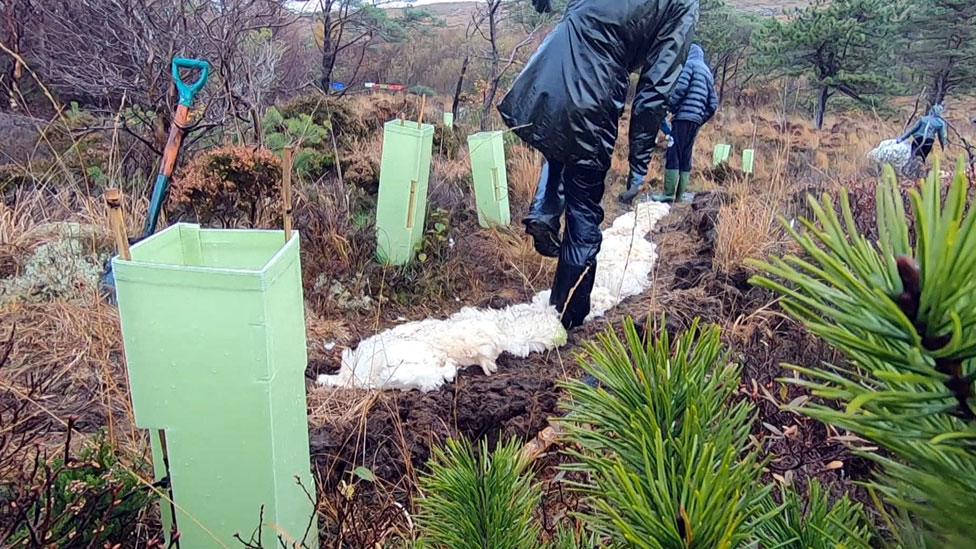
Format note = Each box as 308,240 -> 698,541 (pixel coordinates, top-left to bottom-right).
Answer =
417,94 -> 427,128
105,189 -> 175,533
105,188 -> 131,261
282,146 -> 294,244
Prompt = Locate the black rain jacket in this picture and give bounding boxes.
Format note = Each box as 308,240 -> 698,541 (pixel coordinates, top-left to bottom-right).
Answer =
498,0 -> 699,172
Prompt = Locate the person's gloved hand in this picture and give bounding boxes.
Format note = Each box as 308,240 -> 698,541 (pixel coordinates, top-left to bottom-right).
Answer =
666,135 -> 675,148
532,0 -> 552,13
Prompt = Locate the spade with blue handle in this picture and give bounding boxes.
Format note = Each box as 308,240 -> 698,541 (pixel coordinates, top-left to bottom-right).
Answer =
144,57 -> 210,236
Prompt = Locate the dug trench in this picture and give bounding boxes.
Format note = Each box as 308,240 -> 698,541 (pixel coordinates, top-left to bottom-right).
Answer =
305,190 -> 873,535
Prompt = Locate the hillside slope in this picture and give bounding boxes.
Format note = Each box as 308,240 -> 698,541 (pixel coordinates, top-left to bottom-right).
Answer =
394,0 -> 808,24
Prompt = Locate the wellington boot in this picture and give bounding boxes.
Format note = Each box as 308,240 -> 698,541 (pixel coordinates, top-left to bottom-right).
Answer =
523,218 -> 561,258
676,171 -> 691,203
617,172 -> 645,204
618,185 -> 642,204
651,169 -> 680,203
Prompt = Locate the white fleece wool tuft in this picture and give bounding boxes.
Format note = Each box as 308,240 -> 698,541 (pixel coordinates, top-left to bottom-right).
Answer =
317,201 -> 671,392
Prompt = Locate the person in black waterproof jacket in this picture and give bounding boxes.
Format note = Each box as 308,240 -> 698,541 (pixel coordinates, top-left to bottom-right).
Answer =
498,0 -> 699,329
651,43 -> 718,203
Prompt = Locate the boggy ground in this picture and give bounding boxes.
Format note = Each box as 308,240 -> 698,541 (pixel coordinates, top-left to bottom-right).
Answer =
298,100 -> 935,543
7,94 -> 967,544
305,189 -> 873,545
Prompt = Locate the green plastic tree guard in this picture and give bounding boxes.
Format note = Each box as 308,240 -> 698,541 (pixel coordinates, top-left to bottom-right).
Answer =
443,112 -> 454,128
113,224 -> 317,548
742,148 -> 756,174
376,119 -> 435,265
713,143 -> 732,166
467,131 -> 511,228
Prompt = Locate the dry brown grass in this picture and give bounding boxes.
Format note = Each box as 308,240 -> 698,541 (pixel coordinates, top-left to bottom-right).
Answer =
480,226 -> 555,294
705,106 -> 805,275
339,134 -> 383,193
507,144 -> 541,206
713,186 -> 789,274
2,298 -> 142,455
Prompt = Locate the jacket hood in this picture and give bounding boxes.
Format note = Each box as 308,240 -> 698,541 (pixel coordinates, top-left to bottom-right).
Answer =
929,104 -> 945,117
689,44 -> 705,61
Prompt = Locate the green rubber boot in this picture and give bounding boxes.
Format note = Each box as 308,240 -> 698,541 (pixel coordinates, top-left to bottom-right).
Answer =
651,170 -> 680,203
677,171 -> 691,202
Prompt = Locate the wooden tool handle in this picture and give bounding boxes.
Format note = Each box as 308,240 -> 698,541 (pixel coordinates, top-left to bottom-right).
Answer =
417,94 -> 427,128
282,147 -> 294,244
105,189 -> 131,261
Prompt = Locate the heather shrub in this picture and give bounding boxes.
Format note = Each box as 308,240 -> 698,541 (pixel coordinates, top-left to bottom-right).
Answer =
170,145 -> 281,227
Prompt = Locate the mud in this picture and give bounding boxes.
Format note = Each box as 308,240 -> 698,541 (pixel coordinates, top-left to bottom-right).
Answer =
310,354 -> 563,491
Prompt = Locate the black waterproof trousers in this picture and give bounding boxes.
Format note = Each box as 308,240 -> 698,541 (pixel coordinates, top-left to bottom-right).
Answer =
526,161 -> 566,234
665,120 -> 701,172
911,136 -> 934,162
527,159 -> 608,329
550,164 -> 608,329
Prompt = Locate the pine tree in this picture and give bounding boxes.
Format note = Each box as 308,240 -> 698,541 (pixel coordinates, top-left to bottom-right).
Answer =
901,0 -> 976,108
416,438 -> 542,549
696,0 -> 759,102
752,159 -> 976,546
753,0 -> 901,129
559,320 -> 770,548
415,319 -> 872,547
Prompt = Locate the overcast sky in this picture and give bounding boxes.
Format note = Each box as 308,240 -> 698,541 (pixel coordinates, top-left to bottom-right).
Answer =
389,0 -> 477,4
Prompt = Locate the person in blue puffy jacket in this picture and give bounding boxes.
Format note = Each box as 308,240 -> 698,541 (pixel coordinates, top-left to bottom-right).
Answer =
651,43 -> 718,203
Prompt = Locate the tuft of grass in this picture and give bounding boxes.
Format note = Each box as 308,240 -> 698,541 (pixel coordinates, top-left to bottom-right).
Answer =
506,145 -> 541,206
713,186 -> 789,274
416,437 -> 542,549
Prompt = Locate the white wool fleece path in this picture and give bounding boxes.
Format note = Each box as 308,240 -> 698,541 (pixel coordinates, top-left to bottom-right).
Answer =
317,201 -> 671,392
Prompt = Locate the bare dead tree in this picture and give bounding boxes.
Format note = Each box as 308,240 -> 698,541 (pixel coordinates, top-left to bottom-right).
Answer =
27,0 -> 293,156
0,0 -> 34,110
192,0 -> 294,145
469,0 -> 541,131
238,33 -> 287,147
451,55 -> 469,120
314,0 -> 401,91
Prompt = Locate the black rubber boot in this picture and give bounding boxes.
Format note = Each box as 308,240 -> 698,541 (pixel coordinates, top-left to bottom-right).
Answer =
549,163 -> 607,329
617,172 -> 645,204
524,219 -> 561,258
550,259 -> 597,329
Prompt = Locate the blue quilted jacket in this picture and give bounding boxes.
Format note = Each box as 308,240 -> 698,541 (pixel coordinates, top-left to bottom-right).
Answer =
670,44 -> 719,125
